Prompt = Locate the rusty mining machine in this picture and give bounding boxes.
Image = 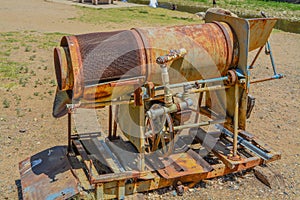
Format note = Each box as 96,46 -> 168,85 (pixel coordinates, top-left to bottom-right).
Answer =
19,10 -> 284,199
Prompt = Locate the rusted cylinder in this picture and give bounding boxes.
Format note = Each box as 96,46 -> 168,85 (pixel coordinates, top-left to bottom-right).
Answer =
53,22 -> 238,118
135,22 -> 238,84
54,47 -> 73,91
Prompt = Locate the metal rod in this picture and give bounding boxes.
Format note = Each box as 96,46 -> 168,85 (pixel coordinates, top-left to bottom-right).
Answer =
67,112 -> 72,154
174,119 -> 225,131
215,124 -> 273,160
190,85 -> 230,94
250,74 -> 283,84
266,41 -> 277,76
108,105 -> 112,139
113,104 -> 119,139
154,76 -> 229,91
79,99 -> 134,107
233,83 -> 239,157
194,83 -> 205,123
139,107 -> 145,172
249,45 -> 264,69
261,12 -> 279,77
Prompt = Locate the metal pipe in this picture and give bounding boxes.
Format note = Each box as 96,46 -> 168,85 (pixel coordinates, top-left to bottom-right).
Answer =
108,105 -> 112,139
67,112 -> 72,154
154,76 -> 229,91
250,74 -> 284,84
71,84 -> 229,109
156,48 -> 187,65
160,64 -> 173,107
266,41 -> 278,76
190,85 -> 230,94
146,98 -> 193,120
261,11 -> 278,77
79,99 -> 134,107
233,83 -> 239,158
84,76 -> 145,88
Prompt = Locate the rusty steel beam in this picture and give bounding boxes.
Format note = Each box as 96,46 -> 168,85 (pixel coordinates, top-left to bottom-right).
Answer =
94,157 -> 262,199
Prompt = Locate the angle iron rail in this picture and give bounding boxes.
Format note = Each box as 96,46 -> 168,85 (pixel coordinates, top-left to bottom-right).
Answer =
215,124 -> 273,160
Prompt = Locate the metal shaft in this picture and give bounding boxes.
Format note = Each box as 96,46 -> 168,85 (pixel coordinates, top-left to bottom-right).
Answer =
68,112 -> 72,154
154,76 -> 229,91
108,105 -> 112,139
233,83 -> 239,158
174,119 -> 225,131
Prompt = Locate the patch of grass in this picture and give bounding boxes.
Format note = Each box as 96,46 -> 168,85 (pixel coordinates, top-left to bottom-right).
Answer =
24,66 -> 29,73
25,46 -> 32,52
38,40 -> 58,49
272,28 -> 282,33
181,0 -> 300,10
28,38 -> 38,43
33,32 -> 67,50
0,31 -> 64,89
0,61 -> 22,78
1,32 -> 19,37
5,38 -> 19,43
13,94 -> 22,105
49,79 -> 56,87
48,90 -> 54,96
139,10 -> 149,14
16,108 -> 25,118
166,0 -> 300,17
30,70 -> 36,76
19,77 -> 29,87
44,32 -> 67,36
75,6 -> 200,27
29,55 -> 36,61
0,50 -> 11,57
2,99 -> 10,108
34,79 -> 43,87
2,83 -> 17,91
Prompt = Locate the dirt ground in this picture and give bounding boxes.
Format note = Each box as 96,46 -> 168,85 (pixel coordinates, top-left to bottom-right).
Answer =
0,0 -> 299,199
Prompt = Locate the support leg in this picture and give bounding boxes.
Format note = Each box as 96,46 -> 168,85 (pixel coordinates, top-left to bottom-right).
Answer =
232,83 -> 240,159
109,105 -> 112,139
67,112 -> 72,154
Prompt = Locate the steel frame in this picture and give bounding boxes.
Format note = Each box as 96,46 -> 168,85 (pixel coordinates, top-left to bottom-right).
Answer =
63,116 -> 280,199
